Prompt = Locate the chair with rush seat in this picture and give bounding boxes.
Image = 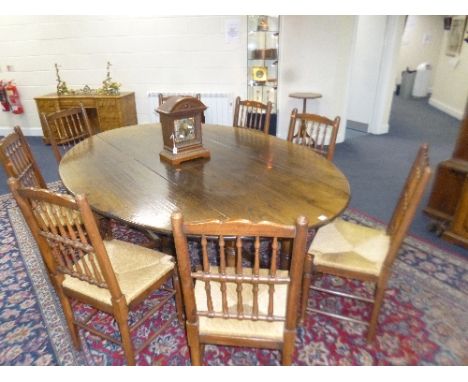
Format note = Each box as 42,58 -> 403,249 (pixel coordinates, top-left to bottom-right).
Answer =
9,178 -> 184,365
233,96 -> 272,134
0,126 -> 47,189
43,105 -> 163,247
42,104 -> 94,165
0,125 -> 119,240
171,212 -> 308,365
300,144 -> 431,341
287,108 -> 340,161
158,92 -> 202,106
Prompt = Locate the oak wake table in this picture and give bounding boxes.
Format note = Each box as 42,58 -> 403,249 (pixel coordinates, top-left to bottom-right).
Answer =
59,123 -> 350,235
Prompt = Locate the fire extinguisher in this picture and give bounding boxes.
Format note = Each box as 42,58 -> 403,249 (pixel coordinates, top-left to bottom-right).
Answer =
5,80 -> 24,114
0,80 -> 11,112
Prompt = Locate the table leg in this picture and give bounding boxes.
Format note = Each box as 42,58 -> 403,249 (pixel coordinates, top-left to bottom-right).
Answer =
302,98 -> 308,114
280,239 -> 292,270
225,239 -> 236,267
161,234 -> 175,255
300,99 -> 308,131
96,215 -> 113,241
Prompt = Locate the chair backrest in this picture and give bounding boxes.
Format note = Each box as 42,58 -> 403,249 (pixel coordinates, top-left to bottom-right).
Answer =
233,96 -> 272,134
171,213 -> 308,331
287,108 -> 340,161
8,177 -> 123,300
42,104 -> 93,164
0,126 -> 47,189
385,143 -> 431,268
158,93 -> 201,106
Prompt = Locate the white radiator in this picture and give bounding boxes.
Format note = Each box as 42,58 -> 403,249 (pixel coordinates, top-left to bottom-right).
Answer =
147,92 -> 233,126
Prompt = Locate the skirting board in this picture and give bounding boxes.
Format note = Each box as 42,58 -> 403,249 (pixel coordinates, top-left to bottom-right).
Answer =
429,98 -> 463,120
367,123 -> 389,135
0,127 -> 43,136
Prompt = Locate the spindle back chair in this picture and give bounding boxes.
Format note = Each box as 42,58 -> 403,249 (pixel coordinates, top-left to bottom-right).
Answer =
300,144 -> 431,341
0,126 -> 47,189
158,93 -> 202,106
42,104 -> 94,164
171,212 -> 308,365
287,108 -> 340,161
0,127 -> 115,240
9,178 -> 183,365
233,96 -> 272,134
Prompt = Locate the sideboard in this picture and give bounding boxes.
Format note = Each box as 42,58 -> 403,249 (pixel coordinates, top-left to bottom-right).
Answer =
34,92 -> 137,143
424,100 -> 468,248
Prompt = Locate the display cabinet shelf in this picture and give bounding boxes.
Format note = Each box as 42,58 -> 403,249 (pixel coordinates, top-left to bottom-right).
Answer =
247,15 -> 280,135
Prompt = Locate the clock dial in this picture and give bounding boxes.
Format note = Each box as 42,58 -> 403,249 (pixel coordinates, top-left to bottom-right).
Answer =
174,117 -> 196,143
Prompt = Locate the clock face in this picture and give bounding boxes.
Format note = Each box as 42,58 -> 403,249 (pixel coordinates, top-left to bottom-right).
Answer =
174,117 -> 196,143
252,66 -> 267,82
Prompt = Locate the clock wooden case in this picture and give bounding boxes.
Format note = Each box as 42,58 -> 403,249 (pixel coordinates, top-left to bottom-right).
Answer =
157,96 -> 210,165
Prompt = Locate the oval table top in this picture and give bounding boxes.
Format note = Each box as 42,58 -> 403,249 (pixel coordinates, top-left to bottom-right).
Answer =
59,123 -> 350,233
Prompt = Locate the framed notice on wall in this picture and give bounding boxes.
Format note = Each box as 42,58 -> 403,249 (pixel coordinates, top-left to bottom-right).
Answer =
446,16 -> 467,57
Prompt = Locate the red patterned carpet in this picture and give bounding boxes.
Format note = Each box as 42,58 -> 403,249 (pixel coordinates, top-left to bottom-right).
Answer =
1,183 -> 467,365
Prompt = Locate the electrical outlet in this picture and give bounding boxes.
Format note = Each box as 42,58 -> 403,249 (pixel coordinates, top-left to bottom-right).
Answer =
6,65 -> 14,72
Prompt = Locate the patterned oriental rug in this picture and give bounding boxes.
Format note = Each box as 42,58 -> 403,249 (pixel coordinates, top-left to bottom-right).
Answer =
1,183 -> 467,366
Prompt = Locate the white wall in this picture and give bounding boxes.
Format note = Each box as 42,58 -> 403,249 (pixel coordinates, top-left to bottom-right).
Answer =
430,17 -> 468,120
397,15 -> 444,88
370,16 -> 406,135
347,16 -> 387,125
277,16 -> 356,141
0,15 -> 246,134
0,15 -> 404,141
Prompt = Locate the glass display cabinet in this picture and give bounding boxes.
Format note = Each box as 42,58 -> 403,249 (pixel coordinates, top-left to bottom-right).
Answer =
247,15 -> 279,135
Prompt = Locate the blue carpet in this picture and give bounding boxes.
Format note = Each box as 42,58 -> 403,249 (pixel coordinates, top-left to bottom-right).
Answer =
334,96 -> 467,256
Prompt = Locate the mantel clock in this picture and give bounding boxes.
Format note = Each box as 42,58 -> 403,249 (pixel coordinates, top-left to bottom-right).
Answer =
157,96 -> 210,165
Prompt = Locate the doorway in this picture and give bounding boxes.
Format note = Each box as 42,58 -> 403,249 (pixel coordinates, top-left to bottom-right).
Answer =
344,16 -> 406,139
346,16 -> 387,137
394,16 -> 444,105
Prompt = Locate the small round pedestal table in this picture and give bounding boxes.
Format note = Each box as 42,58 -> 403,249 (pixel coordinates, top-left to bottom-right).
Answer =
289,92 -> 322,113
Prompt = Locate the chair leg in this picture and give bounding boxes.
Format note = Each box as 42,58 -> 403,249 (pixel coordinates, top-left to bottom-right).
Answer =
114,302 -> 136,365
57,289 -> 81,350
189,346 -> 202,366
299,254 -> 314,324
200,344 -> 205,360
186,322 -> 202,365
367,281 -> 386,342
188,344 -> 206,366
281,329 -> 296,365
172,271 -> 185,324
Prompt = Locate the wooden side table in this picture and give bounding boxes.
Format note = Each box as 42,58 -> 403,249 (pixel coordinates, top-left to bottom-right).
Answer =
289,92 -> 322,114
